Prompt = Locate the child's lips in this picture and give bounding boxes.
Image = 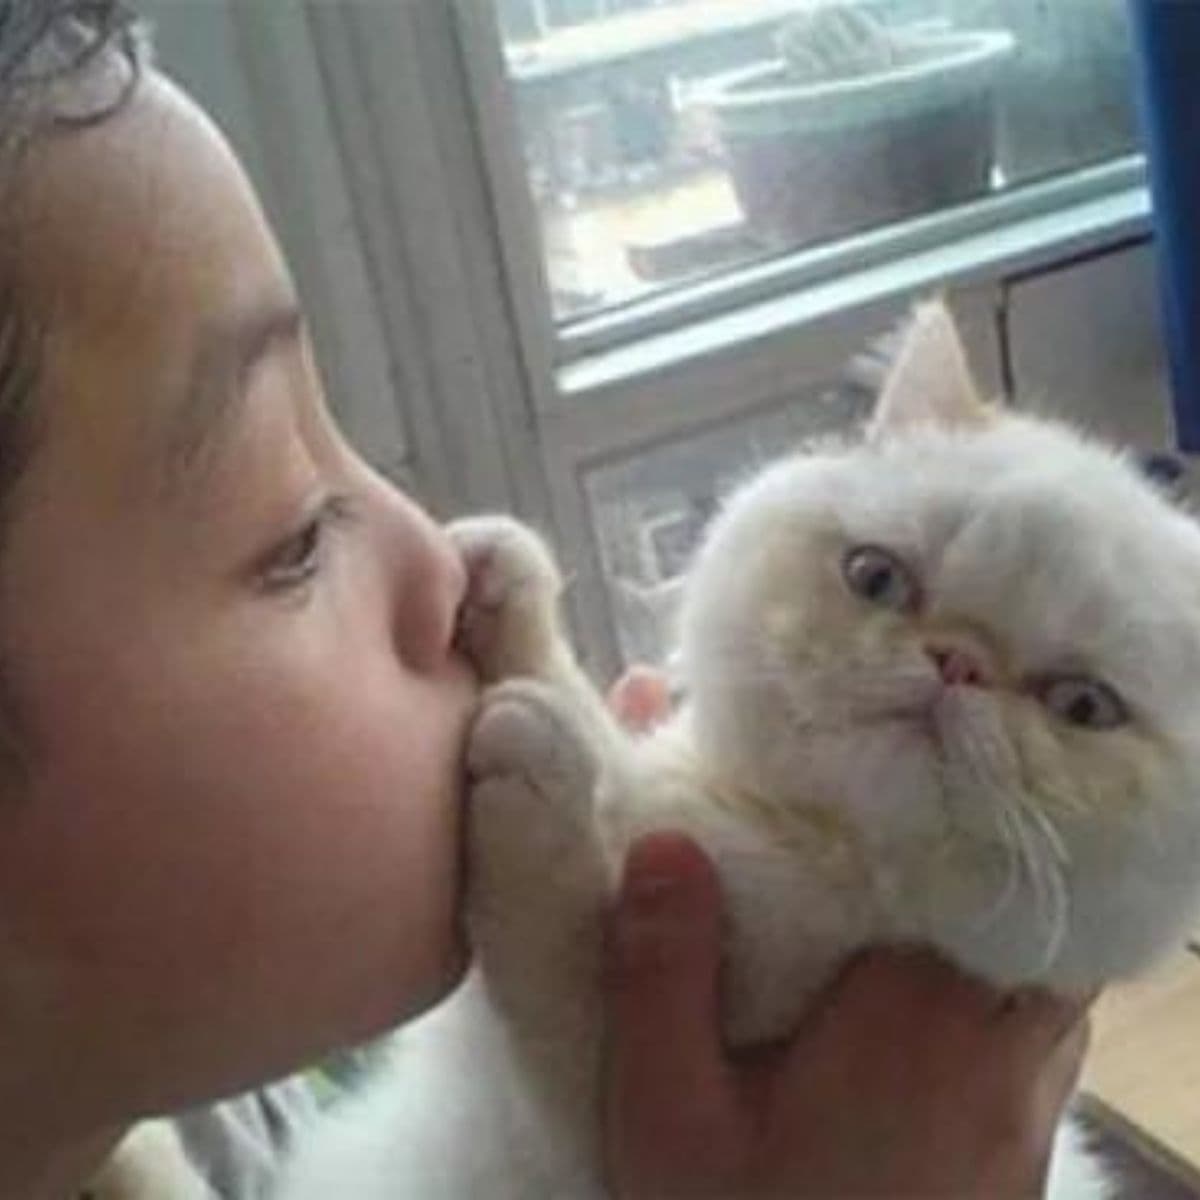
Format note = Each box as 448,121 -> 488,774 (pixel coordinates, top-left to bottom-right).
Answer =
450,598 -> 475,669
444,551 -> 474,659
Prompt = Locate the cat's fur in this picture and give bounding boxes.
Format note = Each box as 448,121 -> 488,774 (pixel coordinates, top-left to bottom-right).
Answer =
279,304 -> 1200,1200
85,1121 -> 211,1199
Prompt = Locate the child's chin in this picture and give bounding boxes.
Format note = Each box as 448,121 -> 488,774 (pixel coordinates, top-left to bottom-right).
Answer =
420,930 -> 472,1011
356,935 -> 472,1039
442,933 -> 472,994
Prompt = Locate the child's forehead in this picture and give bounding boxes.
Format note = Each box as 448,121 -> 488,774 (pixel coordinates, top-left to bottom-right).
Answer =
19,70 -> 289,338
8,70 -> 295,505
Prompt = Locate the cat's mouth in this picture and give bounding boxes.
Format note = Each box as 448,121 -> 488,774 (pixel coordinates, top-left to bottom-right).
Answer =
868,686 -> 993,763
861,675 -> 949,732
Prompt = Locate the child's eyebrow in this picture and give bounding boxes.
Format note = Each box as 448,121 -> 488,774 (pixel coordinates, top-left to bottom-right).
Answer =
160,299 -> 304,495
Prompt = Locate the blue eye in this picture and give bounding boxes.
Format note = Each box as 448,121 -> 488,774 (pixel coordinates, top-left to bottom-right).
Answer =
1039,676 -> 1129,731
842,545 -> 920,612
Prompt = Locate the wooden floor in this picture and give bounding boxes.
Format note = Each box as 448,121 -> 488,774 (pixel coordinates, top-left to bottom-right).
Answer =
1083,945 -> 1200,1190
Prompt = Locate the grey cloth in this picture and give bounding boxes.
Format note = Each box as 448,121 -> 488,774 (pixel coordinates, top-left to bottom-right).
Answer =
173,1078 -> 322,1200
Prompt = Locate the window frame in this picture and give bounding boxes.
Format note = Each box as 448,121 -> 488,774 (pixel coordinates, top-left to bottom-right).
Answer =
219,0 -> 1156,679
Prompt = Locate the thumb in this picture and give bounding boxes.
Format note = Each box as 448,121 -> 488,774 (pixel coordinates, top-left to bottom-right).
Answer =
605,834 -> 733,1153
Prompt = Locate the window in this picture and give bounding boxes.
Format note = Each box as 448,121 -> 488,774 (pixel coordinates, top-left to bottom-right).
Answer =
585,380 -> 872,668
172,2 -> 1155,678
495,0 -> 1141,324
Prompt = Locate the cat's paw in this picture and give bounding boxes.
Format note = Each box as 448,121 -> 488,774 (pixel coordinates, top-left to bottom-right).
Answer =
467,678 -> 598,821
466,679 -> 602,904
466,680 -> 610,1027
449,516 -> 563,683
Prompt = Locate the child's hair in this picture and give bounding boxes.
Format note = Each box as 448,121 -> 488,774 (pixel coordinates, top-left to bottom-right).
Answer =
1,2 -> 143,117
0,1 -> 148,773
0,0 -> 147,489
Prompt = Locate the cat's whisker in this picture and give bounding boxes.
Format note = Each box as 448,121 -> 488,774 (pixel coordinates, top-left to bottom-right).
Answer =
950,711 -> 1070,973
1007,797 -> 1070,973
944,717 -> 1028,936
1006,811 -> 1057,957
1016,796 -> 1072,972
1020,799 -> 1071,869
965,801 -> 1022,935
997,796 -> 1046,920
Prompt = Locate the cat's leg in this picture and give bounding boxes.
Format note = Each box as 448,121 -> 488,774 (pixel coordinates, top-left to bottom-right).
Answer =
450,515 -> 618,1013
450,517 -> 615,1180
465,677 -> 611,1181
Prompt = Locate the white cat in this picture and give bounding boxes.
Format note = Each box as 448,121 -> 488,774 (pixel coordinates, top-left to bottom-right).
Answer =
278,303 -> 1200,1200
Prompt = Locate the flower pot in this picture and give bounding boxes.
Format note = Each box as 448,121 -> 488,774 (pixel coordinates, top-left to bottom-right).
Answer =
697,29 -> 1015,249
961,0 -> 1139,183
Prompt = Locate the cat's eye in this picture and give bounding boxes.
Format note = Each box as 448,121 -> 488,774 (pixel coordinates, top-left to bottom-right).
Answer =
842,545 -> 920,612
1039,676 -> 1129,731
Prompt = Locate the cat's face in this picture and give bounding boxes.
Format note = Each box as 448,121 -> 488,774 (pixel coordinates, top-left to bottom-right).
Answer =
680,305 -> 1200,989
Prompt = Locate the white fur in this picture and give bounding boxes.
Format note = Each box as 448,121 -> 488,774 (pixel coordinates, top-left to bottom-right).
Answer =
280,306 -> 1200,1199
87,1121 -> 211,1199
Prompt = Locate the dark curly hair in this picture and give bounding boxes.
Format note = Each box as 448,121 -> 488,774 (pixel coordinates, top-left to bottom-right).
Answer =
1,1 -> 145,135
0,0 -> 146,490
0,1 -> 148,773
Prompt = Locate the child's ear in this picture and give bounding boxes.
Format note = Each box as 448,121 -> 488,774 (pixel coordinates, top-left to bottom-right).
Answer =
868,300 -> 995,440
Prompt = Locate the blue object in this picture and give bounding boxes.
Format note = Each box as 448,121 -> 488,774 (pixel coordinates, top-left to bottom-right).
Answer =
1129,0 -> 1200,452
1140,449 -> 1186,486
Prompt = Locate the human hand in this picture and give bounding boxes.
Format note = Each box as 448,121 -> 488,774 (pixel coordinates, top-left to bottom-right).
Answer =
604,833 -> 1092,1199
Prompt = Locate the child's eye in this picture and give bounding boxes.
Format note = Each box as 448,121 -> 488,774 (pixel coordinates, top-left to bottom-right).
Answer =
261,494 -> 357,592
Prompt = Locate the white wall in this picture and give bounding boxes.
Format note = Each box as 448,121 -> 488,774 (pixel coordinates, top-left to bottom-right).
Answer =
141,0 -> 411,488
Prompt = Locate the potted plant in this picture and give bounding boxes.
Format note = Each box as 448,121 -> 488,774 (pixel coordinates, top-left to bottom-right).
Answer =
955,0 -> 1139,185
695,4 -> 1015,250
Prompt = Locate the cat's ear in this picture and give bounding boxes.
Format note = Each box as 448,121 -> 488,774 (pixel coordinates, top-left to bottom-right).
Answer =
868,301 -> 995,440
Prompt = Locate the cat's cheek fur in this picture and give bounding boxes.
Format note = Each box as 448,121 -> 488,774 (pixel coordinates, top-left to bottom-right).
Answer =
1017,721 -> 1200,985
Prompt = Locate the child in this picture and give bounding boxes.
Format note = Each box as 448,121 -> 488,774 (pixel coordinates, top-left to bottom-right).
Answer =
0,4 -> 1089,1197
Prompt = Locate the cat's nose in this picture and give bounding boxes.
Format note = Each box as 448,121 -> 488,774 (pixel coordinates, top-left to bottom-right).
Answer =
926,643 -> 993,688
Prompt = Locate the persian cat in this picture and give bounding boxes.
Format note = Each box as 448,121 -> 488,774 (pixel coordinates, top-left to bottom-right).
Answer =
280,304 -> 1200,1199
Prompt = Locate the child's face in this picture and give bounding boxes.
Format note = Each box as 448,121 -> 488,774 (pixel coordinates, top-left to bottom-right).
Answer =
0,72 -> 477,1114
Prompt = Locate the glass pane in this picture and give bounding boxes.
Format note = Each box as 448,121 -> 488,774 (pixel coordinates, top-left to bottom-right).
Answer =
584,379 -> 871,669
495,0 -> 1140,320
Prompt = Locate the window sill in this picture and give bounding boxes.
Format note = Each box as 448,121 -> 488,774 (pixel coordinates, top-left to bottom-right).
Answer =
558,174 -> 1151,401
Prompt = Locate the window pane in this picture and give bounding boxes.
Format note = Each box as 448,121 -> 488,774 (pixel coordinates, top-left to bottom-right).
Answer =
584,379 -> 870,668
496,0 -> 1140,321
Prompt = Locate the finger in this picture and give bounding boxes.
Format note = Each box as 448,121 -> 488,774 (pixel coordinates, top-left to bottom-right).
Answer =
996,1018 -> 1091,1200
997,988 -> 1094,1059
1031,1017 -> 1091,1136
607,666 -> 671,733
813,946 -> 999,1034
605,833 -> 734,1144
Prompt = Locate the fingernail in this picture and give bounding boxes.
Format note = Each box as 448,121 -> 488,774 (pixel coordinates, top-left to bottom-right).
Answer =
612,845 -> 685,971
625,868 -> 680,913
610,835 -> 715,979
621,833 -> 705,913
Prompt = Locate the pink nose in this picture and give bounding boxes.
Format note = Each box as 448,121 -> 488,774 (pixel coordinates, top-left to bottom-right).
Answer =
927,645 -> 992,688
